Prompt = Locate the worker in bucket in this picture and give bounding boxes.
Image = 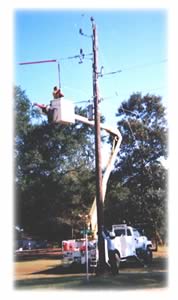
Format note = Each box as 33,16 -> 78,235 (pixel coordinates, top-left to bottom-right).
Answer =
52,86 -> 64,99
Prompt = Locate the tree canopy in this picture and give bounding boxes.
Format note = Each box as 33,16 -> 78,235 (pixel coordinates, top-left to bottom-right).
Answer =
15,88 -> 168,244
104,93 -> 168,242
15,86 -> 96,240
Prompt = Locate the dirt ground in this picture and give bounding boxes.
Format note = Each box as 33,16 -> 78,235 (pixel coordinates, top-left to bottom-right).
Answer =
14,246 -> 168,290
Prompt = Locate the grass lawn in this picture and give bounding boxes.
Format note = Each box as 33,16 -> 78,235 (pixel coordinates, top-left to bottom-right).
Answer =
14,246 -> 168,290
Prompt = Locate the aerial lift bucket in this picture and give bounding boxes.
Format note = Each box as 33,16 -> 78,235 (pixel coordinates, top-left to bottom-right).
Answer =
50,98 -> 75,124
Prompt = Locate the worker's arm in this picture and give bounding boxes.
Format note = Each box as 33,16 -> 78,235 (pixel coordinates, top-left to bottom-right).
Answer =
33,103 -> 47,109
58,90 -> 64,97
33,103 -> 49,115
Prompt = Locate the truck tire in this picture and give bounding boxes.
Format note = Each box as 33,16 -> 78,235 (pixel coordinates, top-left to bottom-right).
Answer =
110,251 -> 120,275
144,246 -> 153,266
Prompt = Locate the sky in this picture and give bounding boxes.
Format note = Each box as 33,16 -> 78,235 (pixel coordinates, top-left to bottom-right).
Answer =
15,9 -> 168,128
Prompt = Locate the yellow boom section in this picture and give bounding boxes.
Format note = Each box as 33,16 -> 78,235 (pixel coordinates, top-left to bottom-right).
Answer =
74,114 -> 122,237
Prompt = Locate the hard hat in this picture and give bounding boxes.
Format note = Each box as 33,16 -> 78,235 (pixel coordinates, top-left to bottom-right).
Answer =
109,232 -> 116,238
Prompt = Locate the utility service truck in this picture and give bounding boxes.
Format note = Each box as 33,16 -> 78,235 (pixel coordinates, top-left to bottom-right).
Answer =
61,223 -> 153,274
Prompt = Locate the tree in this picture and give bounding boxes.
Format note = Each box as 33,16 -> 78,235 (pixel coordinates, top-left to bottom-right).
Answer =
15,86 -> 32,138
105,93 -> 168,242
15,86 -> 96,240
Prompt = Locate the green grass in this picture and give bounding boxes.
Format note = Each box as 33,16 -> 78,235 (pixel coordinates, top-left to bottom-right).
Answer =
14,247 -> 168,290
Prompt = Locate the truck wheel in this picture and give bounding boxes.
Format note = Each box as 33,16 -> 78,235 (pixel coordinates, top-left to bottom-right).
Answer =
144,246 -> 153,266
110,251 -> 120,275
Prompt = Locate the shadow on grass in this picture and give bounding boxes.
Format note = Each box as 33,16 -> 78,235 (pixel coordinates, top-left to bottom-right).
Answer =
15,258 -> 168,290
14,270 -> 168,290
15,275 -> 86,290
120,255 -> 168,271
15,254 -> 63,262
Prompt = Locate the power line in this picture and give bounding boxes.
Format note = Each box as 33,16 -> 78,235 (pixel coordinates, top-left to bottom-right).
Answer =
74,99 -> 91,104
72,85 -> 167,108
98,68 -> 122,77
122,59 -> 167,71
100,59 -> 167,79
97,86 -> 167,105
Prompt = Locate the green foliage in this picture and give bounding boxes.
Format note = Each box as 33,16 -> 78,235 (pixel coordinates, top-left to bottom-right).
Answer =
15,86 -> 96,241
15,87 -> 168,243
15,86 -> 31,137
105,93 -> 168,242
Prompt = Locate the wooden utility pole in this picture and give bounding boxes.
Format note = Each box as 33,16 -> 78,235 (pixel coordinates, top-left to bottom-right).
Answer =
91,17 -> 106,273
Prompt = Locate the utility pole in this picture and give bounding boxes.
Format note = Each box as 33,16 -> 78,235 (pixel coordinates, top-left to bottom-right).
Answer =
91,17 -> 106,273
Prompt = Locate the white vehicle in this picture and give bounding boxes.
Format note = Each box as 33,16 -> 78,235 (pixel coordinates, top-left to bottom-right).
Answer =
62,238 -> 97,270
109,224 -> 153,265
61,223 -> 153,273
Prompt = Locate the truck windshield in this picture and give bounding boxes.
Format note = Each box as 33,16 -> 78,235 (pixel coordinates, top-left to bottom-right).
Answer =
115,229 -> 125,236
114,228 -> 131,236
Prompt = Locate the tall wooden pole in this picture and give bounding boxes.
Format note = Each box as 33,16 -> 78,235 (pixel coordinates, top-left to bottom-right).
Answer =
91,17 -> 106,273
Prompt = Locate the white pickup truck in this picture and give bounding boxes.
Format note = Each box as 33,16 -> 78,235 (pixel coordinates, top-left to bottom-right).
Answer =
108,224 -> 153,265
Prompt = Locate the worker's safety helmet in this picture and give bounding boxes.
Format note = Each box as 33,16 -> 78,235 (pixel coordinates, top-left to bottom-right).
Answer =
109,232 -> 116,239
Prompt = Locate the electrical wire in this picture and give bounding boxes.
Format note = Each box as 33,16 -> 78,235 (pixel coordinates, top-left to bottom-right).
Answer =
121,59 -> 167,72
74,99 -> 91,104
72,84 -> 167,108
100,59 -> 167,79
94,86 -> 167,107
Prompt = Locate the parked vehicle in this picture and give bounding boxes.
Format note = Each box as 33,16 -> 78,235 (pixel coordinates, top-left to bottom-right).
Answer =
62,238 -> 97,270
61,223 -> 153,274
110,224 -> 153,266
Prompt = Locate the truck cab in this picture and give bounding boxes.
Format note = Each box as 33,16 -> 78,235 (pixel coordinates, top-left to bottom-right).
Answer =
111,224 -> 153,264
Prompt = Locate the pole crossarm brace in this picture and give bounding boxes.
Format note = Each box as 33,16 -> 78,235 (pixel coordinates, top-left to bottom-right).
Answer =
74,113 -> 122,236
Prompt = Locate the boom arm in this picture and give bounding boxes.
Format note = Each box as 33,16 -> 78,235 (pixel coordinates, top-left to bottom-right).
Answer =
74,114 -> 122,237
